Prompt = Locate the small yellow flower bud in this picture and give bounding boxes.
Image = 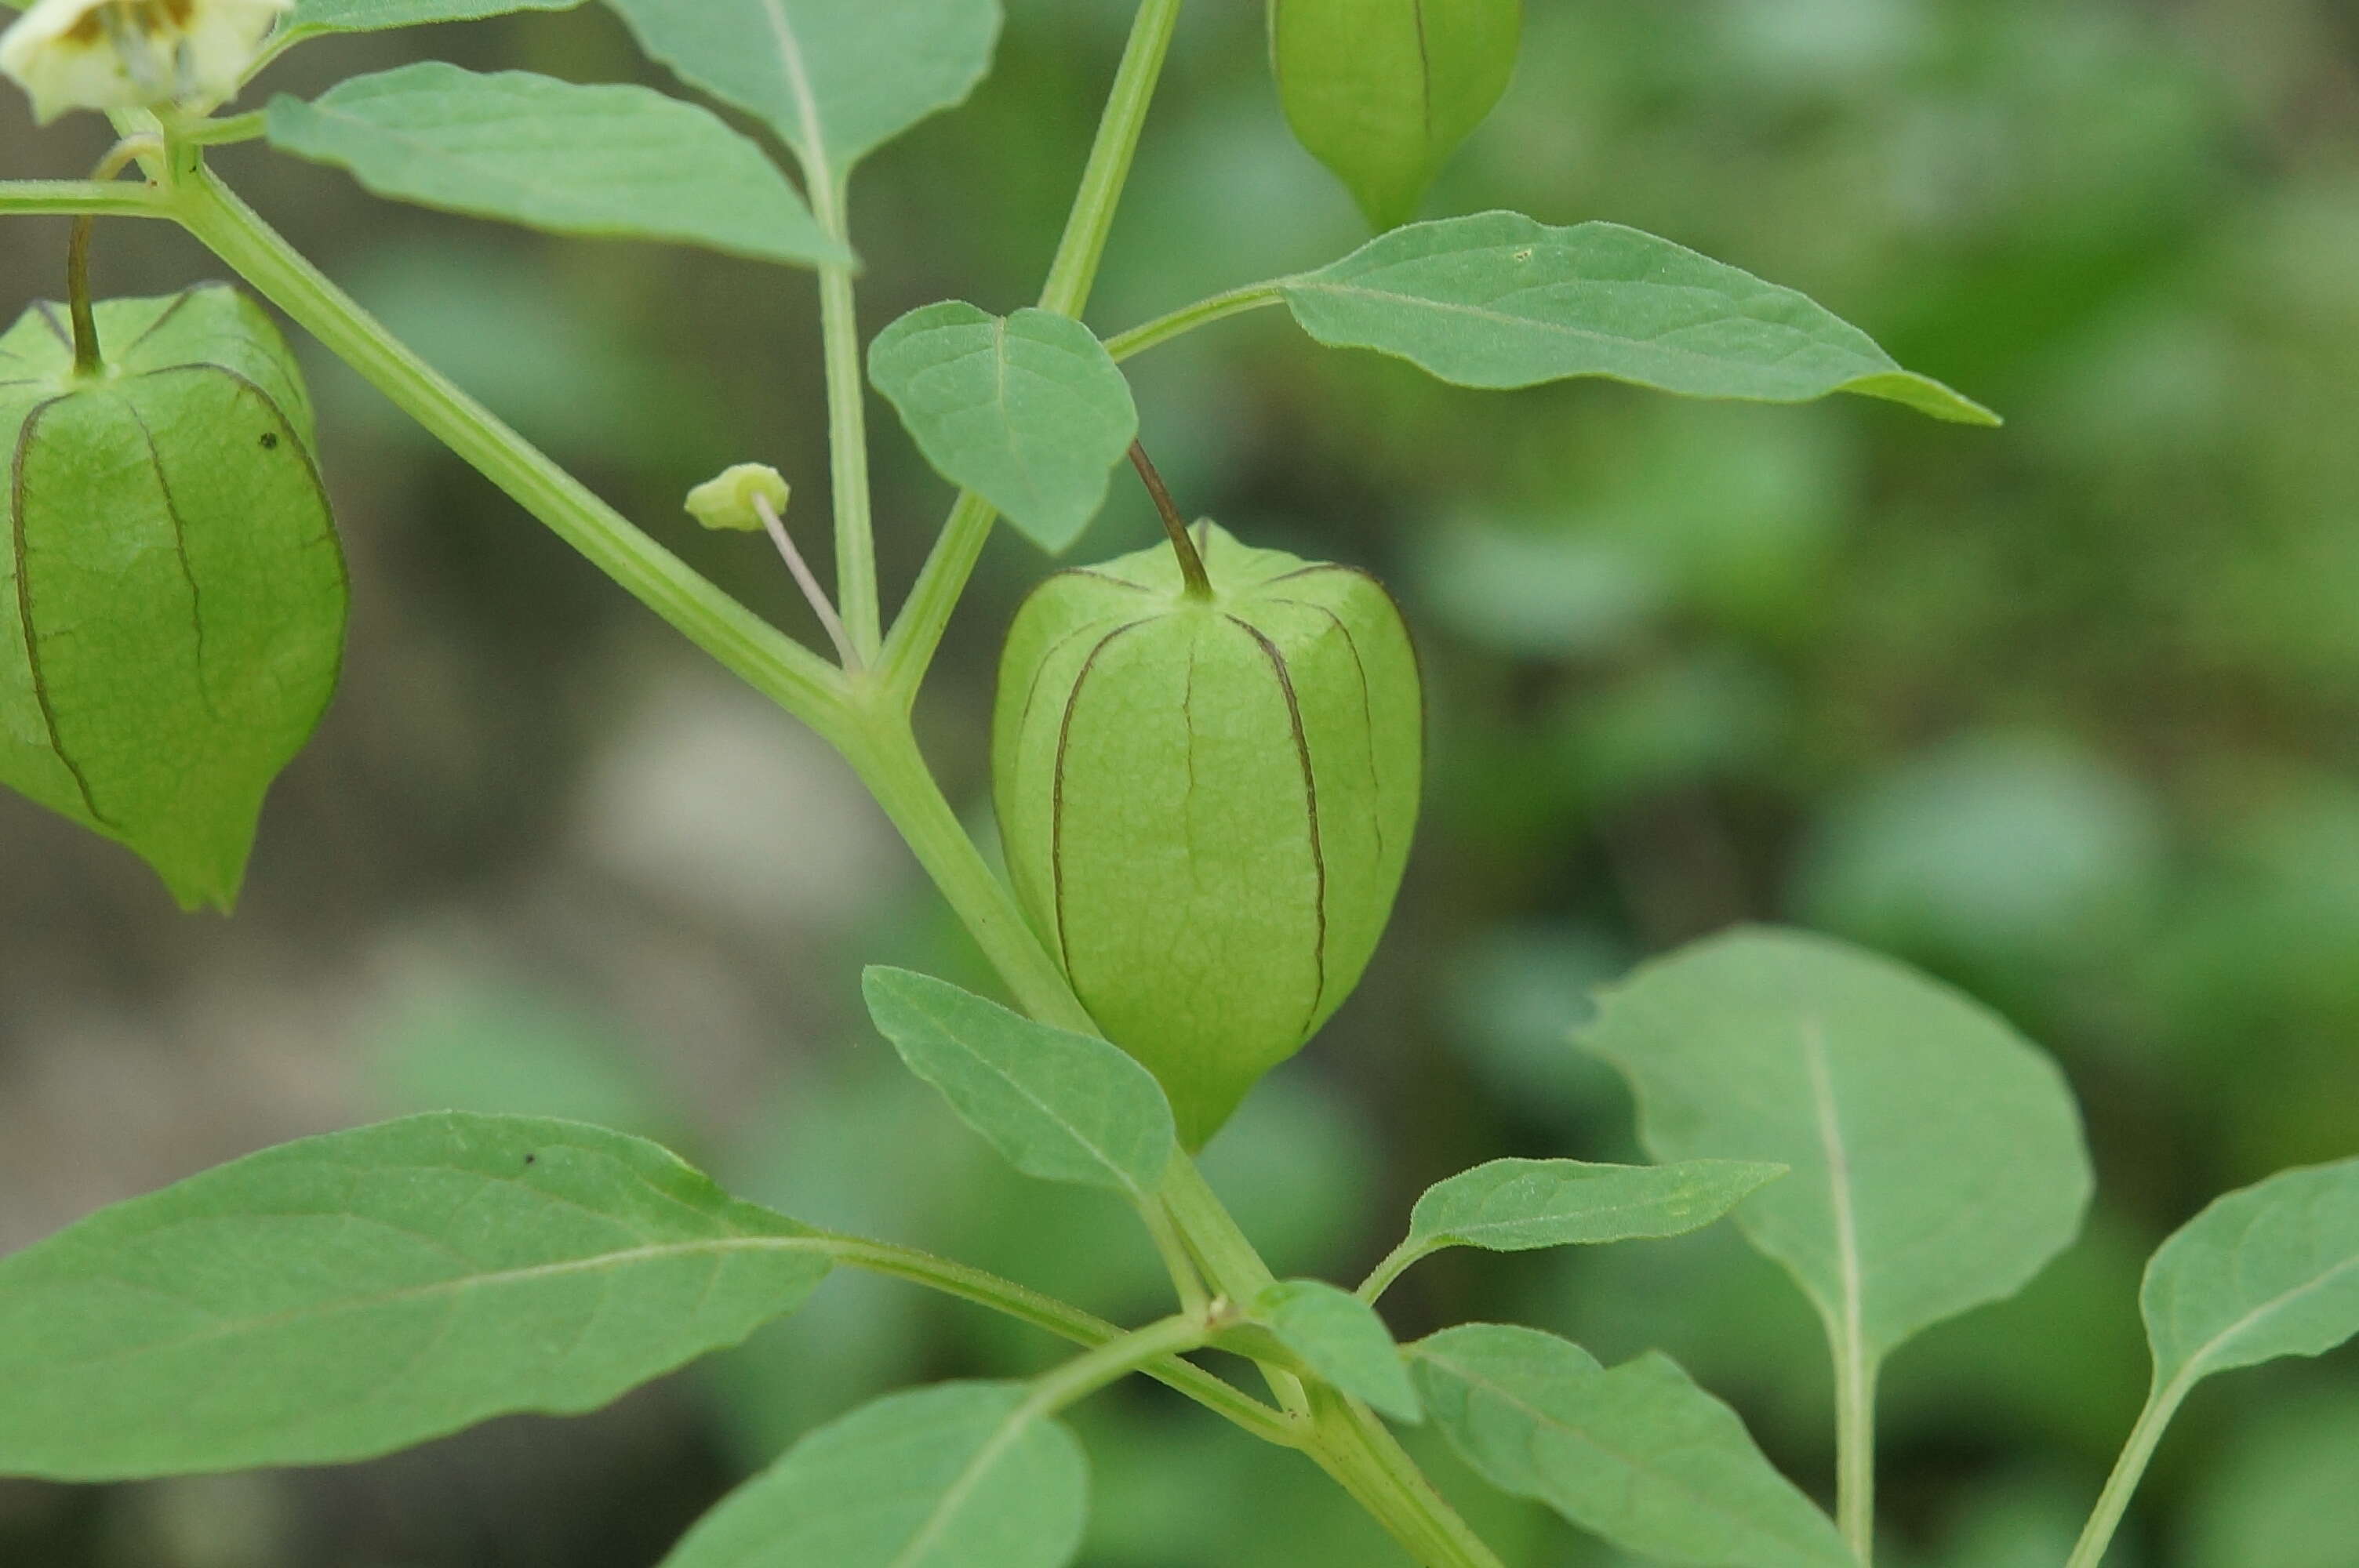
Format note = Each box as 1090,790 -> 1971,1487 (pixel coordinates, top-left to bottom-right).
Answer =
685,463 -> 792,533
0,0 -> 290,125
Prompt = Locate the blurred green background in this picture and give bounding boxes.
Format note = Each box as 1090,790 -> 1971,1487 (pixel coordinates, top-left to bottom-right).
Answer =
3,0 -> 2357,1563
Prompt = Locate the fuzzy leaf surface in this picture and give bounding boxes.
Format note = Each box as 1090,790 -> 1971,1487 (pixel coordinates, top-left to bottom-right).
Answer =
1580,927 -> 2092,1363
2143,1158 -> 2359,1397
868,302 -> 1137,554
1413,1324 -> 1852,1568
267,64 -> 848,267
602,0 -> 999,180
863,967 -> 1174,1200
0,1113 -> 830,1479
1404,1157 -> 1786,1261
1282,212 -> 1997,423
1257,1279 -> 1421,1421
661,1381 -> 1086,1568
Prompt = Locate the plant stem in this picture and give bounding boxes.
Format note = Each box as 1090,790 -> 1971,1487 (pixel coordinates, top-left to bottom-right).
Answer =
176,111 -> 268,147
1356,1239 -> 1425,1305
1027,1313 -> 1209,1418
878,0 -> 1184,704
808,172 -> 881,664
0,180 -> 171,218
1833,1341 -> 1878,1563
1140,1196 -> 1212,1319
838,717 -> 1098,1034
64,138 -> 162,377
1105,280 -> 1289,363
1307,1387 -> 1510,1568
1129,441 -> 1211,597
808,1236 -> 1289,1444
168,165 -> 857,748
2063,1376 -> 2185,1568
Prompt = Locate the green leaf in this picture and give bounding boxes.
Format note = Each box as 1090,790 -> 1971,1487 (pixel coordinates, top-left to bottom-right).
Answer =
0,1113 -> 831,1479
869,302 -> 1139,554
1281,212 -> 1999,424
285,0 -> 584,36
2142,1158 -> 2359,1397
1256,1279 -> 1421,1422
602,0 -> 1001,183
1,286 -> 345,911
266,64 -> 849,268
1400,1156 -> 1786,1263
861,967 -> 1175,1201
1580,928 -> 2092,1367
1271,0 -> 1521,231
661,1381 -> 1087,1568
1412,1324 -> 1852,1568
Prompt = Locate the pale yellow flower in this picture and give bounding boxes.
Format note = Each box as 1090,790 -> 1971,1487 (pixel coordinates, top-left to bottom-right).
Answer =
0,0 -> 291,124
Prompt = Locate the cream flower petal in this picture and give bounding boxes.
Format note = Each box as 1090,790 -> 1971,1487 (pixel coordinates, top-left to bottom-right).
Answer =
1,0 -> 292,124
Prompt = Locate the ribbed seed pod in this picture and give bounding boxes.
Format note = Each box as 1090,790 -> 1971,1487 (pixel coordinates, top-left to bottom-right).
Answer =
994,521 -> 1422,1149
1,285 -> 346,909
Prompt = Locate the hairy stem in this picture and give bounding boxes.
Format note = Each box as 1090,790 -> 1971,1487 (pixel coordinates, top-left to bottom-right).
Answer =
1356,1238 -> 1426,1305
168,166 -> 856,746
2063,1375 -> 2186,1568
878,0 -> 1184,703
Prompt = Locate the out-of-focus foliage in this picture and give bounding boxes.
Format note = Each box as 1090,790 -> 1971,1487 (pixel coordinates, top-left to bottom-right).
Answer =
5,0 -> 2358,1563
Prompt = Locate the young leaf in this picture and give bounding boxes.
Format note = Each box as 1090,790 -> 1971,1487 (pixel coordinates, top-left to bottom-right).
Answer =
1372,1158 -> 1786,1290
2143,1158 -> 2359,1398
603,0 -> 1000,185
1412,1323 -> 1852,1568
0,1114 -> 831,1479
661,1381 -> 1087,1568
266,64 -> 850,268
1579,927 -> 2092,1370
1256,1279 -> 1422,1422
2,286 -> 345,912
285,0 -> 583,37
1270,0 -> 1521,231
861,967 -> 1175,1201
1281,212 -> 1998,424
868,302 -> 1139,554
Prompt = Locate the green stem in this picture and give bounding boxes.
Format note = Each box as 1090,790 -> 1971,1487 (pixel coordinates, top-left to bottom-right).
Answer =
168,166 -> 857,746
1308,1388 -> 1511,1568
1356,1238 -> 1425,1305
809,172 -> 881,665
877,0 -> 1184,704
1158,1156 -> 1275,1298
809,1236 -> 1287,1444
1104,280 -> 1289,363
176,111 -> 268,147
1833,1342 -> 1878,1563
0,180 -> 172,218
838,717 -> 1097,1034
1140,1197 -> 1212,1319
1026,1313 -> 1209,1418
2064,1375 -> 2185,1568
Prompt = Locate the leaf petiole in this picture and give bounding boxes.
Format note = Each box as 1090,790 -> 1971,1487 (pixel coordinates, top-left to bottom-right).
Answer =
1104,279 -> 1289,363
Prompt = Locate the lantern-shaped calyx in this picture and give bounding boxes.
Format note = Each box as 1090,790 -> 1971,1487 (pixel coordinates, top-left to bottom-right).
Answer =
1,285 -> 346,909
994,517 -> 1423,1148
